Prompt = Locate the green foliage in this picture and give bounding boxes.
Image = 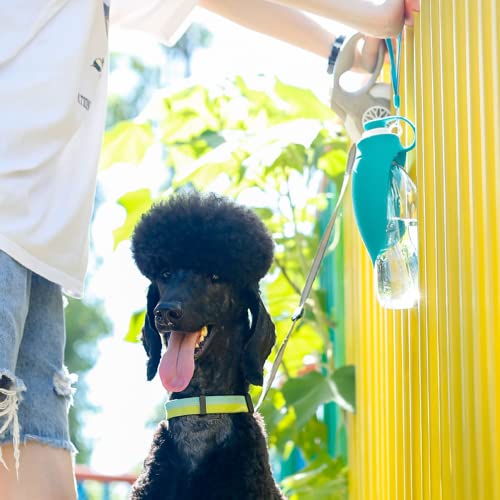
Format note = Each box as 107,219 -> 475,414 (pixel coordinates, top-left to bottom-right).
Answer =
125,310 -> 146,343
331,365 -> 356,413
100,122 -> 154,171
65,298 -> 111,464
281,453 -> 348,500
282,371 -> 352,428
113,189 -> 153,249
104,75 -> 355,497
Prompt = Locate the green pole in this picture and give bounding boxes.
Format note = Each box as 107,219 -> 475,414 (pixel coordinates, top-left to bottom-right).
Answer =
319,181 -> 347,460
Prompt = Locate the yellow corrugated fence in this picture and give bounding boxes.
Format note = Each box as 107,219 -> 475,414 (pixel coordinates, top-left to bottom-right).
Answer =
344,2 -> 500,499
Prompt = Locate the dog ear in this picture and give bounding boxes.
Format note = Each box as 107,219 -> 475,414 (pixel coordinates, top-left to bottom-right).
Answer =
242,286 -> 276,386
142,283 -> 162,381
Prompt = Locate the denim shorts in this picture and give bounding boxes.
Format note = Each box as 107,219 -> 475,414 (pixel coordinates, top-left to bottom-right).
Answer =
0,251 -> 76,469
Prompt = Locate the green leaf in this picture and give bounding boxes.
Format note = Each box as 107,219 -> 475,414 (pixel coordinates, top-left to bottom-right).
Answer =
294,416 -> 328,461
165,129 -> 227,172
173,145 -> 250,189
274,79 -> 335,121
125,310 -> 145,343
331,365 -> 356,412
268,143 -> 308,174
252,207 -> 274,221
113,189 -> 153,249
281,372 -> 335,428
281,453 -> 348,500
266,272 -> 300,319
280,323 -> 323,377
317,148 -> 348,179
198,129 -> 225,149
262,402 -> 297,454
100,121 -> 154,170
161,86 -> 221,143
234,76 -> 286,124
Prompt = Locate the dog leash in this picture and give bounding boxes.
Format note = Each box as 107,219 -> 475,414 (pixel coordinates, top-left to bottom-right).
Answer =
256,144 -> 356,411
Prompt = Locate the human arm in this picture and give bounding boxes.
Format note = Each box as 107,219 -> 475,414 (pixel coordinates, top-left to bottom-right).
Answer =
263,0 -> 405,38
199,0 -> 385,71
200,0 -> 408,40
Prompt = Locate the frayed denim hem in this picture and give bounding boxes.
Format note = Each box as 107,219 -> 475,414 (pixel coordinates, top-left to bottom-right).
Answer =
0,434 -> 78,455
0,370 -> 26,475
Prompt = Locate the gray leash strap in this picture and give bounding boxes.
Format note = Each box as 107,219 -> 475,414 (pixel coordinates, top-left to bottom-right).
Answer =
256,144 -> 357,411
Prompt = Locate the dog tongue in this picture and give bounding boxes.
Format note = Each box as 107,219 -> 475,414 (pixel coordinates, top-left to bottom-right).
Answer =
159,330 -> 201,393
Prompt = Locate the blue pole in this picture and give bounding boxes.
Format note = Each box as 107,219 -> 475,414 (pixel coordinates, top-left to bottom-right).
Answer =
77,482 -> 88,500
103,483 -> 111,500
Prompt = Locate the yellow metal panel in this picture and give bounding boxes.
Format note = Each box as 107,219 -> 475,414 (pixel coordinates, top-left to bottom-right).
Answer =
345,1 -> 500,499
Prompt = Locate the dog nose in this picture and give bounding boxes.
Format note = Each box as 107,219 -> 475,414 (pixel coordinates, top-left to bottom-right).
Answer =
154,302 -> 183,323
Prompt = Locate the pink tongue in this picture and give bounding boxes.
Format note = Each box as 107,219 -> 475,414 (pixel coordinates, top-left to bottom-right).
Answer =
159,330 -> 201,392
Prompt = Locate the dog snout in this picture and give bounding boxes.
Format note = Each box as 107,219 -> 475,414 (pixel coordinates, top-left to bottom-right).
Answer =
154,302 -> 184,324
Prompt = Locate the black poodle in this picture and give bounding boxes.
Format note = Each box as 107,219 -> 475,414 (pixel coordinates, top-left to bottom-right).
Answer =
130,191 -> 285,499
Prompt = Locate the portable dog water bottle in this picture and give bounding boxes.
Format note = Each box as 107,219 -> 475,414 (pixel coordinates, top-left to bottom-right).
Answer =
352,116 -> 418,309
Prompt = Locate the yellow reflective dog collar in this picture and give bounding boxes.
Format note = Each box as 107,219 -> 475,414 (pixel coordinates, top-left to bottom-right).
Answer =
165,395 -> 254,420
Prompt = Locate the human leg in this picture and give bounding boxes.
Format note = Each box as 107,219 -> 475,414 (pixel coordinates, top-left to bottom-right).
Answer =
0,442 -> 76,500
0,251 -> 31,470
0,254 -> 77,499
14,272 -> 77,452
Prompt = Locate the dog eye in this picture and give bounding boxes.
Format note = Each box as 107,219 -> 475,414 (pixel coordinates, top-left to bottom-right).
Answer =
160,270 -> 171,280
210,274 -> 220,283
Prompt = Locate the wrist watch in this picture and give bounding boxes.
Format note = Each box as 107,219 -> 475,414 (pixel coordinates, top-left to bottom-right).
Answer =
327,35 -> 346,74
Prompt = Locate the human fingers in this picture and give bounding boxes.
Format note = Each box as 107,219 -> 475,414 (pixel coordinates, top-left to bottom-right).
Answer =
405,0 -> 420,26
354,35 -> 383,73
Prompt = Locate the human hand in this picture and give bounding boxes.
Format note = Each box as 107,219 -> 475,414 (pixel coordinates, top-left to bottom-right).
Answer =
404,0 -> 420,26
352,35 -> 384,73
356,0 -> 420,71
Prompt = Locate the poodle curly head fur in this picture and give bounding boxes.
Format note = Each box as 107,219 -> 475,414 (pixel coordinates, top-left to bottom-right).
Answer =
131,191 -> 274,286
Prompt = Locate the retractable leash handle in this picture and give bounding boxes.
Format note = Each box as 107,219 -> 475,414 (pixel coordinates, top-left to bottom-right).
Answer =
330,33 -> 391,142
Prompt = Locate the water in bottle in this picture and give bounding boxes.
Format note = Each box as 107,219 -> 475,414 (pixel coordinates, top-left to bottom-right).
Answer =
375,163 -> 419,309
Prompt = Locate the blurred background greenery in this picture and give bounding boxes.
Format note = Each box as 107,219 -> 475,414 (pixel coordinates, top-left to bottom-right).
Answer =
73,19 -> 353,500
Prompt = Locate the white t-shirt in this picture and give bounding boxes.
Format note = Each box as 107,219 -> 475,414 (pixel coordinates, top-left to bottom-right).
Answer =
0,0 -> 198,297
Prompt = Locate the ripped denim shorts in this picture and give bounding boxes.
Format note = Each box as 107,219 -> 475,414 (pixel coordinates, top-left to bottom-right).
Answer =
0,251 -> 76,471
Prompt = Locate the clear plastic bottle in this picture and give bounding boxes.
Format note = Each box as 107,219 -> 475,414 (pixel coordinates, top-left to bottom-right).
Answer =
374,163 -> 419,309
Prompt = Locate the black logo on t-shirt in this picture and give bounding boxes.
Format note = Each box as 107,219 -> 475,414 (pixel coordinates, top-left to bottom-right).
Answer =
91,57 -> 105,72
78,94 -> 91,110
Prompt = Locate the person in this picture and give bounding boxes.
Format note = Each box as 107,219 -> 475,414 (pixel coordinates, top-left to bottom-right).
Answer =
0,0 -> 417,498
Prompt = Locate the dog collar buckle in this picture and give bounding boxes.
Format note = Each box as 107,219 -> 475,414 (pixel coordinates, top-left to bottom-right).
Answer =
244,393 -> 254,414
199,395 -> 207,415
